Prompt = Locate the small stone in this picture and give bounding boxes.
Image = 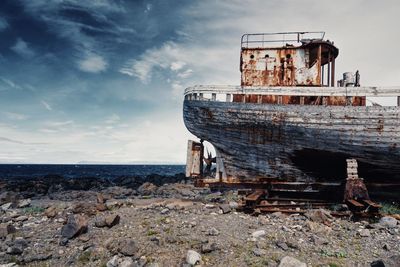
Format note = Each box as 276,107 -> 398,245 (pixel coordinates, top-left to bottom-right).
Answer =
61,214 -> 88,239
59,238 -> 69,246
0,263 -> 18,267
23,253 -> 52,263
94,217 -> 107,228
14,215 -> 28,222
72,202 -> 96,216
271,212 -> 286,219
205,204 -> 215,209
44,206 -> 57,218
6,239 -> 28,255
219,204 -> 231,214
278,256 -> 307,267
119,239 -> 139,256
96,203 -> 107,212
150,236 -> 161,246
379,216 -> 398,228
105,200 -> 122,210
0,223 -> 16,238
138,182 -> 158,195
160,208 -> 169,214
310,235 -> 328,245
207,227 -> 220,236
120,257 -> 135,267
201,243 -> 217,253
229,201 -> 239,209
251,230 -> 266,238
105,214 -> 120,228
304,209 -> 334,225
106,255 -> 119,267
17,199 -> 31,208
186,250 -> 201,266
359,229 -> 371,237
7,246 -> 23,255
56,218 -> 65,223
252,248 -> 266,257
1,202 -> 13,211
383,243 -> 390,251
276,241 -> 289,251
97,193 -> 105,204
78,235 -> 90,242
370,260 -> 385,267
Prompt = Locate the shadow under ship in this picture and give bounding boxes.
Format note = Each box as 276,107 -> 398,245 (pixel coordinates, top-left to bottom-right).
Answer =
183,32 -> 400,201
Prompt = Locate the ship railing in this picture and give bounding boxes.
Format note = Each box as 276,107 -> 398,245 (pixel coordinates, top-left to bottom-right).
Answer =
241,31 -> 325,48
184,85 -> 400,106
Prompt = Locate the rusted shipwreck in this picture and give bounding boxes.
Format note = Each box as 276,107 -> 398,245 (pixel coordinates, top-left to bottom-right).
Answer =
183,32 -> 400,204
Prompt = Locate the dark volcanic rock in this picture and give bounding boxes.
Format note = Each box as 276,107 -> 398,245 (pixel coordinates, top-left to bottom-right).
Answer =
7,239 -> 28,255
61,214 -> 88,239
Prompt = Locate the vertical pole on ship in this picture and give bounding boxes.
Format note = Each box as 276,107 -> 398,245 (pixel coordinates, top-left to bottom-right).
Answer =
331,53 -> 335,87
327,51 -> 331,87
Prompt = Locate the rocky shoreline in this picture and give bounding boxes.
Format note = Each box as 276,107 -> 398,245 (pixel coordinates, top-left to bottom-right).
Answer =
0,175 -> 399,267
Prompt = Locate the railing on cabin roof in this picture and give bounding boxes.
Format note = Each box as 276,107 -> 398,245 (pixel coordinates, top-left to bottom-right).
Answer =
184,85 -> 400,97
241,31 -> 325,48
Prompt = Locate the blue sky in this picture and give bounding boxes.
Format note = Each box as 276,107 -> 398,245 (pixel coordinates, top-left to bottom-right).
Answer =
0,0 -> 399,163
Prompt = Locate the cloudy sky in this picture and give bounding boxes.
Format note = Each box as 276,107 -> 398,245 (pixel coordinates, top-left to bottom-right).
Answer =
0,0 -> 399,164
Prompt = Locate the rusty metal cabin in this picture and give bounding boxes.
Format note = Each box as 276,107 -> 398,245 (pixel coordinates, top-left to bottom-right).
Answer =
236,32 -> 362,106
240,32 -> 338,87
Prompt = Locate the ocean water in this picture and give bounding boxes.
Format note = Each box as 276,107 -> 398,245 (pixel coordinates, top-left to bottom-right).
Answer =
0,164 -> 185,180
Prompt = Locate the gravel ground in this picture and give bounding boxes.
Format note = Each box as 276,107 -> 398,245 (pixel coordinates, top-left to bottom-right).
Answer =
0,182 -> 399,267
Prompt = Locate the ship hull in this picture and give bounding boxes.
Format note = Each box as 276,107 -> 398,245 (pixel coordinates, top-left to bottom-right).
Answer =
183,100 -> 400,193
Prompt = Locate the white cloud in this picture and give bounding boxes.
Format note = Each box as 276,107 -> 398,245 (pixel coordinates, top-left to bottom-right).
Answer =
104,114 -> 120,124
46,120 -> 74,127
78,54 -> 108,73
11,38 -> 35,58
177,69 -> 193,78
0,17 -> 8,31
170,61 -> 186,71
0,77 -> 21,89
119,41 -> 180,83
4,112 -> 28,120
41,100 -> 52,111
